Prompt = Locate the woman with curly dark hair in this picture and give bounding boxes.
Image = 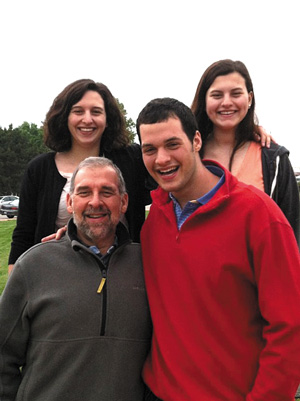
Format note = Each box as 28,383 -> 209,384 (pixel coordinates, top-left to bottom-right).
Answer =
8,79 -> 153,271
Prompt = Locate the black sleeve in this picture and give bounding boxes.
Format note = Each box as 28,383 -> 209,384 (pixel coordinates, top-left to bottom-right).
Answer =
275,153 -> 299,245
8,161 -> 40,264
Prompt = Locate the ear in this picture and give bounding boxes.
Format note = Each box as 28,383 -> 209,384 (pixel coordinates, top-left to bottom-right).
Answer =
193,131 -> 202,152
248,91 -> 254,107
120,193 -> 129,214
66,193 -> 73,214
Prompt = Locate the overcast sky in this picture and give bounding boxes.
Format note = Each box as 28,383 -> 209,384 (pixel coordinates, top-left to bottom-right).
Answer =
1,0 -> 299,168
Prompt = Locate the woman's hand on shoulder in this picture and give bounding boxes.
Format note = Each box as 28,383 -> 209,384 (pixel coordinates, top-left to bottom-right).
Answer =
41,225 -> 67,242
255,126 -> 276,147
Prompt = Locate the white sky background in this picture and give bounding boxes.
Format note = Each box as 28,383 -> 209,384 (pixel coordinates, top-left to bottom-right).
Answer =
1,0 -> 299,168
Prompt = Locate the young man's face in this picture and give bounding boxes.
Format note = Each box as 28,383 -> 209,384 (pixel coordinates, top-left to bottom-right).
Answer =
140,117 -> 202,205
67,166 -> 128,248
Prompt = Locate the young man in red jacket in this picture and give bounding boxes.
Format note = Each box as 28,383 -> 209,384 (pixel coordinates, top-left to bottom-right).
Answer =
137,98 -> 300,401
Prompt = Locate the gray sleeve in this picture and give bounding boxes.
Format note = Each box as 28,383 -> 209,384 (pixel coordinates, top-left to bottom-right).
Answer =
0,264 -> 30,400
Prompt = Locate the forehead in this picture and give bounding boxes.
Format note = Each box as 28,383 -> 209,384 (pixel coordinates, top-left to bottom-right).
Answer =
140,117 -> 186,144
74,166 -> 118,187
209,72 -> 247,90
74,90 -> 105,106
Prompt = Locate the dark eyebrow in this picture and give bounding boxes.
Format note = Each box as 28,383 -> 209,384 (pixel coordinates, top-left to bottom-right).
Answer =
101,185 -> 116,192
142,136 -> 182,149
75,185 -> 116,193
165,136 -> 181,143
75,185 -> 91,192
209,89 -> 223,94
71,105 -> 104,111
231,87 -> 244,92
141,143 -> 154,149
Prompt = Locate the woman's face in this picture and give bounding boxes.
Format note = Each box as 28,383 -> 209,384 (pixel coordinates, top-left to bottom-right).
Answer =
205,72 -> 253,133
68,90 -> 107,150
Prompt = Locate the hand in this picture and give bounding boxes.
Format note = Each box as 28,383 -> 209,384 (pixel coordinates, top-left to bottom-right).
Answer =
255,126 -> 276,147
41,225 -> 67,242
8,264 -> 14,274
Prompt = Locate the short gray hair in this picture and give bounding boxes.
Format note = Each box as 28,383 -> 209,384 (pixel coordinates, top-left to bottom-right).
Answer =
69,157 -> 127,195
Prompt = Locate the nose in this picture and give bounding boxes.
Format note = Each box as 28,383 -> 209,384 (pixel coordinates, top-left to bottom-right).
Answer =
221,94 -> 232,107
88,192 -> 104,208
82,111 -> 93,124
155,148 -> 171,166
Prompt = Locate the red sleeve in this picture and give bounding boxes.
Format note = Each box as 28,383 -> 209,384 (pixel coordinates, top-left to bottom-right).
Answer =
247,221 -> 300,401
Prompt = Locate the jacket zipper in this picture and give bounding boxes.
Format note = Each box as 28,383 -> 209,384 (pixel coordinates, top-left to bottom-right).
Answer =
98,269 -> 107,336
98,268 -> 107,336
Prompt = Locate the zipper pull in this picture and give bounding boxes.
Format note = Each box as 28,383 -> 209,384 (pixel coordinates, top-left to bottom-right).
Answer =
97,277 -> 106,294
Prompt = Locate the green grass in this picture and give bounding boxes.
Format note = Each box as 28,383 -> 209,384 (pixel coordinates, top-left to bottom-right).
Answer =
0,220 -> 16,294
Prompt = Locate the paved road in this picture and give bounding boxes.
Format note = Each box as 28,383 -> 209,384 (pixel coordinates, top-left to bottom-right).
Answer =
0,215 -> 16,221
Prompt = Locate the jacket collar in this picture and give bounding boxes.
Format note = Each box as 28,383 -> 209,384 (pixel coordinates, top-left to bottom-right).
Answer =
67,218 -> 132,252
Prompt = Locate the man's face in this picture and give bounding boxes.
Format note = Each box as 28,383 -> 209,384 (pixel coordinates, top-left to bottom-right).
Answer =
140,117 -> 202,206
67,166 -> 128,247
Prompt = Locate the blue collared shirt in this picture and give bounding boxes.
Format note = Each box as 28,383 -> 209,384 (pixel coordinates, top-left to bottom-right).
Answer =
170,165 -> 225,230
89,237 -> 118,268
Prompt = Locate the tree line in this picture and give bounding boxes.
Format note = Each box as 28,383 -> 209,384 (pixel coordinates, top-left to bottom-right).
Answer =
0,100 -> 136,196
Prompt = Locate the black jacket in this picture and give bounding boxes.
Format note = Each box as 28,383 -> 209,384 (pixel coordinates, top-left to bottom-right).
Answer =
9,145 -> 154,264
262,142 -> 299,243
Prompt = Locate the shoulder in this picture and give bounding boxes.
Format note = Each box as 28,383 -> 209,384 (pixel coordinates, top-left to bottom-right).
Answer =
105,142 -> 141,161
106,144 -> 145,180
16,238 -> 69,266
235,180 -> 290,221
108,143 -> 142,160
22,152 -> 64,187
26,151 -> 56,170
261,142 -> 290,161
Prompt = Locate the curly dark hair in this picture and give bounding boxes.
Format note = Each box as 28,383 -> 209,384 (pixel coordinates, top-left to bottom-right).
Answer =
191,60 -> 259,170
44,79 -> 129,152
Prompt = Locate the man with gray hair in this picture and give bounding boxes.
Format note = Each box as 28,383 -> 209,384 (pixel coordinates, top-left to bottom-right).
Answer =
0,156 -> 151,401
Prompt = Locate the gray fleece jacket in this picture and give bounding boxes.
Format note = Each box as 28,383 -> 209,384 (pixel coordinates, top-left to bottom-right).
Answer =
0,220 -> 152,401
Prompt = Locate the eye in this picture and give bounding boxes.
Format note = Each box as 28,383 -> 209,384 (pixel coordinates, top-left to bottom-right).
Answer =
142,147 -> 156,155
167,142 -> 179,149
232,92 -> 243,97
101,191 -> 114,198
91,109 -> 103,116
71,108 -> 83,115
210,93 -> 222,99
76,191 -> 91,197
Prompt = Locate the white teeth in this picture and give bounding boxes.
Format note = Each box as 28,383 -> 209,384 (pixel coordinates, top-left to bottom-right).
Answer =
159,167 -> 177,175
88,214 -> 104,218
80,128 -> 94,132
220,111 -> 234,115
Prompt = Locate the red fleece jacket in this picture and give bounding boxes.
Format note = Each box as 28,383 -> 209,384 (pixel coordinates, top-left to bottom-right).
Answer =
141,162 -> 300,401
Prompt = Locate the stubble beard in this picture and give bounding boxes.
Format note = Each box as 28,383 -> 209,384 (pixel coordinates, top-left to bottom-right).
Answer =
74,215 -> 115,245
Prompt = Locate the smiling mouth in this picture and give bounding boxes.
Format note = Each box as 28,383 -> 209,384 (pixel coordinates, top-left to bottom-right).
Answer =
158,166 -> 179,176
78,127 -> 95,133
218,111 -> 236,115
84,211 -> 110,219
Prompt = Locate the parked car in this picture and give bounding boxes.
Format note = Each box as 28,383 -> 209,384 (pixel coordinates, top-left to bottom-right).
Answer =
0,195 -> 19,207
0,197 -> 19,218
